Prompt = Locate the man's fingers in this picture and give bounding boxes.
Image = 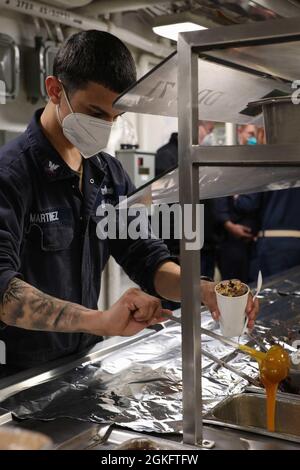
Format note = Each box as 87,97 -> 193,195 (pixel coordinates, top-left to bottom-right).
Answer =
245,294 -> 253,313
211,310 -> 220,321
254,297 -> 259,312
246,295 -> 259,313
133,308 -> 154,322
132,300 -> 164,323
137,308 -> 173,327
246,295 -> 259,330
129,290 -> 161,322
153,308 -> 172,324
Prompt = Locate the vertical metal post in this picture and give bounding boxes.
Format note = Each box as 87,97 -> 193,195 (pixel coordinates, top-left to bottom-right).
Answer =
177,34 -> 203,446
225,123 -> 237,146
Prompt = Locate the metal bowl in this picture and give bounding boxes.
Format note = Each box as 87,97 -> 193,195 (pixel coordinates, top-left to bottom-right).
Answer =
204,392 -> 300,443
281,362 -> 300,394
0,426 -> 52,450
116,438 -> 172,450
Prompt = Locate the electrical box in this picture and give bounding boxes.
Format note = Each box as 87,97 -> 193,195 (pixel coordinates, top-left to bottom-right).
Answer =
116,149 -> 155,188
0,33 -> 20,102
25,38 -> 60,103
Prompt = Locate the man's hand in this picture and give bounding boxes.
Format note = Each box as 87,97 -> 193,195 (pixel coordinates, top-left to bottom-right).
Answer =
94,288 -> 172,337
153,262 -> 259,330
224,221 -> 253,240
201,280 -> 259,330
1,279 -> 171,338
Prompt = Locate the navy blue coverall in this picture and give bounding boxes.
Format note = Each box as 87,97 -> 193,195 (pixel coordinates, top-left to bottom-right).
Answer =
0,109 -> 173,371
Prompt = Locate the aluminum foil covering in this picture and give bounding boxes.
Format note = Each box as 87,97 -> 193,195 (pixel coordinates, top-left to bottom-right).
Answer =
2,268 -> 300,434
1,311 -> 259,434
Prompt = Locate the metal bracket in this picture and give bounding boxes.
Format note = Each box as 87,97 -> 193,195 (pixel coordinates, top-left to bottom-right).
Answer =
200,439 -> 215,449
85,424 -> 113,449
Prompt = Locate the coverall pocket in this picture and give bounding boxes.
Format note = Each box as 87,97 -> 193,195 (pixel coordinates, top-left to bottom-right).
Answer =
26,224 -> 74,251
40,225 -> 74,251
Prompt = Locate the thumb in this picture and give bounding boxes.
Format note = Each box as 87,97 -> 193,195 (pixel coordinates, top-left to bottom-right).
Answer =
154,309 -> 173,323
211,308 -> 220,321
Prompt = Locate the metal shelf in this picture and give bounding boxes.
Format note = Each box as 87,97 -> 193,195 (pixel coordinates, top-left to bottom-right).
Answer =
191,144 -> 300,165
114,50 -> 289,124
114,16 -> 300,448
114,17 -> 300,124
119,144 -> 300,209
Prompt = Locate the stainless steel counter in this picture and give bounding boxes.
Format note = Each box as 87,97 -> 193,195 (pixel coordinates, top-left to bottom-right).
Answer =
2,410 -> 300,450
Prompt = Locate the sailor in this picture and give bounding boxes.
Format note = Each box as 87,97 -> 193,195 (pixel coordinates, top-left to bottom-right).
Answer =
235,188 -> 300,280
0,31 -> 258,375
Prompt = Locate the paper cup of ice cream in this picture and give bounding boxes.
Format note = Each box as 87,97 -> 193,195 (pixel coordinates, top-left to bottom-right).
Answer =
215,279 -> 250,338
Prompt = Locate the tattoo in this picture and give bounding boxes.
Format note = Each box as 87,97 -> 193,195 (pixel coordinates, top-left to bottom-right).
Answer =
3,278 -> 25,304
53,304 -> 69,329
0,277 -> 87,333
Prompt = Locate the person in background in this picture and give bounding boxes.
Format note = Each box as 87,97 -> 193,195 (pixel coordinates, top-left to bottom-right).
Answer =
215,124 -> 260,283
235,188 -> 300,280
238,124 -> 258,146
199,121 -> 215,146
155,121 -> 215,178
234,126 -> 300,280
155,122 -> 218,280
155,132 -> 178,178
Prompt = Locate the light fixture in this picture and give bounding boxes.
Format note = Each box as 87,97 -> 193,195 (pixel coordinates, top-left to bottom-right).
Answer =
152,12 -> 208,42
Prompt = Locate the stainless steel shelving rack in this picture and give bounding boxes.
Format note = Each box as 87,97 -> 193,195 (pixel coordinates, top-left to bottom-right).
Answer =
114,16 -> 300,446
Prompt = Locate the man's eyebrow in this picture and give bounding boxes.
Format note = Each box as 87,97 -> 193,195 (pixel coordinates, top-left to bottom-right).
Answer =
88,105 -> 124,118
88,105 -> 110,117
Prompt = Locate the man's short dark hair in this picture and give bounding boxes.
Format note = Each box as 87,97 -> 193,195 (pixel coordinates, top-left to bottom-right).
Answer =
53,30 -> 136,94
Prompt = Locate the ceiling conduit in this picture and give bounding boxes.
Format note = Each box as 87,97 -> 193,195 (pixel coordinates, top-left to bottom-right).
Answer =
0,0 -> 172,57
77,0 -> 171,15
252,0 -> 300,17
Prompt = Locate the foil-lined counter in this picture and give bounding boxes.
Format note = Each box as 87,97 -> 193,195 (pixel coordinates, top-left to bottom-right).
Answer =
1,267 -> 300,434
0,314 -> 258,434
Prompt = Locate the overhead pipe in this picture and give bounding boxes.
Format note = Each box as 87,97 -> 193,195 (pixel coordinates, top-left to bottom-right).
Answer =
43,0 -> 93,7
252,0 -> 300,17
76,0 -> 170,16
0,0 -> 172,57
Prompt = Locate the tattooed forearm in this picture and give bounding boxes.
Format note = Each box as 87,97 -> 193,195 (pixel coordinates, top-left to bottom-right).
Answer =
3,278 -> 29,304
0,278 -> 93,333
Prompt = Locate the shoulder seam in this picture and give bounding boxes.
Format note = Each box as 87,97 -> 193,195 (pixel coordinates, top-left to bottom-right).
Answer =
0,141 -> 30,173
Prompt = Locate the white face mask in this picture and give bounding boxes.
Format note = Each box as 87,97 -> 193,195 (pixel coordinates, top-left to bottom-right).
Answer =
56,86 -> 113,159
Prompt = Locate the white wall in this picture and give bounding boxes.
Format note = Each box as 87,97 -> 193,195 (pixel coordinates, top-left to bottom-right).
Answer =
106,54 -> 178,156
136,54 -> 178,153
138,113 -> 178,153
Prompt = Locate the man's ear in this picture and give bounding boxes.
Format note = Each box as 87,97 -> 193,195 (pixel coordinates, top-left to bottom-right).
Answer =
45,76 -> 62,105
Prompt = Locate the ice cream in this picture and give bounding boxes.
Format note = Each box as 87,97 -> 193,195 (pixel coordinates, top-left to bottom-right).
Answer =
216,279 -> 248,298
